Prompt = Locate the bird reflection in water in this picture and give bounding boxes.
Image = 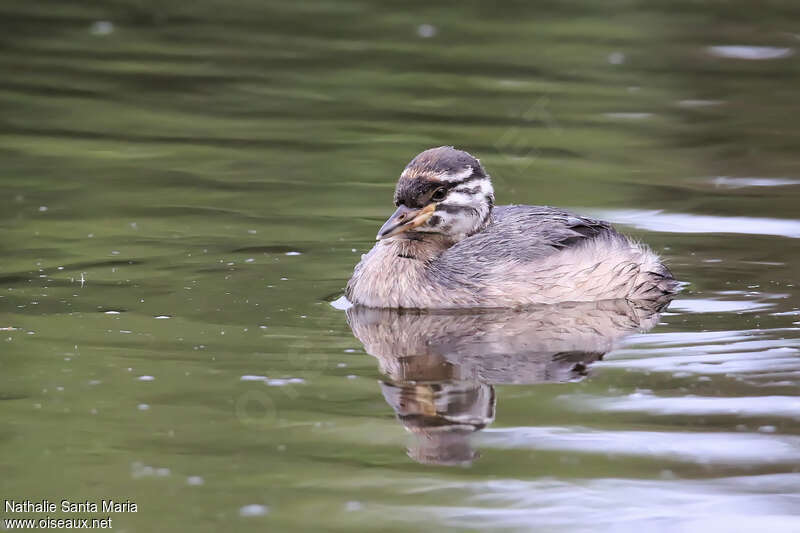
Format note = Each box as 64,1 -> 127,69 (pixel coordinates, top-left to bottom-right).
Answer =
345,298 -> 671,466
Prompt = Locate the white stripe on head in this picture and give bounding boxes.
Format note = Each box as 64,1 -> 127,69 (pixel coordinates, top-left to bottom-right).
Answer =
445,178 -> 494,206
426,176 -> 494,240
439,166 -> 474,183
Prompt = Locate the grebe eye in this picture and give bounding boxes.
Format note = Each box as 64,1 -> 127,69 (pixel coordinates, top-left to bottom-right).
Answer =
431,188 -> 447,201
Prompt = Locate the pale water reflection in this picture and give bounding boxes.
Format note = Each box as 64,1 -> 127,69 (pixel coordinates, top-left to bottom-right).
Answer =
346,299 -> 670,465
709,177 -> 800,189
385,474 -> 800,532
707,45 -> 794,60
596,210 -> 800,239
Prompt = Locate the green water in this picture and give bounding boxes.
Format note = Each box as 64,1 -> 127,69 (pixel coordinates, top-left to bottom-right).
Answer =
2,1 -> 800,531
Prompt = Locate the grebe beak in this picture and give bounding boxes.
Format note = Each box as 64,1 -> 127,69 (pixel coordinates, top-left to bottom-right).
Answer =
376,204 -> 436,240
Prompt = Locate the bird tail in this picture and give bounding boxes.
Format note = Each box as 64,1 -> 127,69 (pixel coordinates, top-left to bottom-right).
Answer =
629,244 -> 681,302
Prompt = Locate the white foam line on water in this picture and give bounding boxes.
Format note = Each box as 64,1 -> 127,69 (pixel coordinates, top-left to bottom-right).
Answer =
710,176 -> 800,188
614,331 -> 800,377
613,328 -> 800,382
708,45 -> 794,60
618,329 -> 792,347
667,298 -> 774,313
620,329 -> 772,347
591,209 -> 800,238
388,473 -> 800,533
478,426 -> 800,465
574,393 -> 800,420
611,332 -> 800,361
597,347 -> 800,376
610,339 -> 800,358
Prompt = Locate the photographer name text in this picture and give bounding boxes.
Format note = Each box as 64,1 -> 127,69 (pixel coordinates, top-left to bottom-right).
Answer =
5,499 -> 137,513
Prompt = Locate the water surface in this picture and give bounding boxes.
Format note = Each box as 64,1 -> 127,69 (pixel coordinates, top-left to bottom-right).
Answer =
2,1 -> 800,532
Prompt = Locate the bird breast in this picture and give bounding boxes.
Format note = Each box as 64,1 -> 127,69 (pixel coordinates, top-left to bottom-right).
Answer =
346,238 -> 473,308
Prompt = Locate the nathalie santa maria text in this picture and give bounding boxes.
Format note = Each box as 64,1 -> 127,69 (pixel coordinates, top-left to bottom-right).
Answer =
6,499 -> 137,513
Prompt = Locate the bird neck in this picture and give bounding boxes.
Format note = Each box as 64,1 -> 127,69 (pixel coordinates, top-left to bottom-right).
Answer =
387,234 -> 455,262
345,235 -> 456,308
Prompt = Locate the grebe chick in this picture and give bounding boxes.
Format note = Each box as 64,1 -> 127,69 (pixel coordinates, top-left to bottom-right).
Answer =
346,146 -> 678,308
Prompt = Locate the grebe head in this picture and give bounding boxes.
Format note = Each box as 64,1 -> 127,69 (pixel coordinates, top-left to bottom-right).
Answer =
376,146 -> 495,243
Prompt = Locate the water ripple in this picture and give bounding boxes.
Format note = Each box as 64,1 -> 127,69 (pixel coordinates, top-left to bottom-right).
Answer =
710,177 -> 800,188
574,393 -> 800,420
708,45 -> 794,60
396,474 -> 800,533
594,210 -> 800,238
479,427 -> 800,464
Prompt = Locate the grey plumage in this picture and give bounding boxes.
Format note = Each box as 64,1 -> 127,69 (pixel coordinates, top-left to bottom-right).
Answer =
346,147 -> 679,309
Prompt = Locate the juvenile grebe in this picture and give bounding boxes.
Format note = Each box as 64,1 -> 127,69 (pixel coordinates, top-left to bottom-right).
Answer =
346,146 -> 678,308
